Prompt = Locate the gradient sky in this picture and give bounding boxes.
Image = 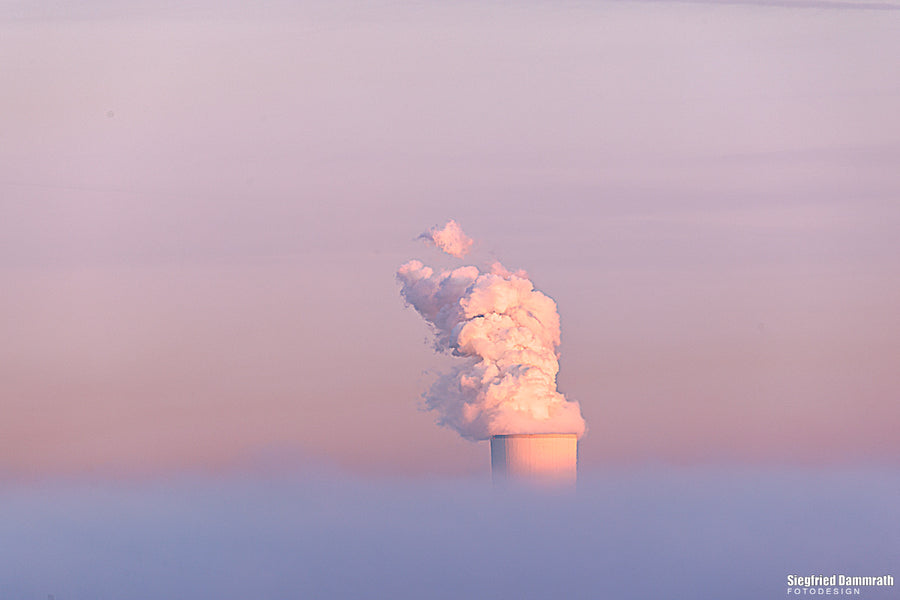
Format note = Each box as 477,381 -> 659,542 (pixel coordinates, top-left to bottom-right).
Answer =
2,0 -> 899,478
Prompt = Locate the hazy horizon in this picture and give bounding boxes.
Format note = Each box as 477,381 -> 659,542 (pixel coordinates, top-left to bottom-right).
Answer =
3,465 -> 898,600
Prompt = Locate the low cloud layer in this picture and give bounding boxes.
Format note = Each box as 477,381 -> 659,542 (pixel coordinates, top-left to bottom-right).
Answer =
4,467 -> 898,600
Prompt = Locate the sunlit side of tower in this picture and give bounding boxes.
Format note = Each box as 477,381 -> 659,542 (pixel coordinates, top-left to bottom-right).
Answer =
490,434 -> 577,488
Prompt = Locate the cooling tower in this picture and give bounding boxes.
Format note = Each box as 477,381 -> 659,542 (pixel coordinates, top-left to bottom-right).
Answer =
490,434 -> 577,488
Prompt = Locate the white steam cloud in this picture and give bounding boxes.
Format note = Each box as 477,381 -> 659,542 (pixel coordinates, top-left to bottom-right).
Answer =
417,220 -> 474,258
397,221 -> 586,440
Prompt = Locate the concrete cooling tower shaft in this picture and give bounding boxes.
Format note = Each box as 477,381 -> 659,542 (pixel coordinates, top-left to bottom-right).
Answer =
490,434 -> 577,488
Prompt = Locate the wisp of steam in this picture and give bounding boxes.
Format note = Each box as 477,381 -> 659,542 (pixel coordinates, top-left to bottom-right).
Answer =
417,220 -> 474,258
397,221 -> 586,440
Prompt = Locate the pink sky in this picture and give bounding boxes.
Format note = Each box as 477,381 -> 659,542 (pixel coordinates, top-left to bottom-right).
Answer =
2,0 -> 899,478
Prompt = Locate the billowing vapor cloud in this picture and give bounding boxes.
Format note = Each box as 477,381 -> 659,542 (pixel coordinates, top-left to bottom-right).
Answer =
417,220 -> 474,258
398,222 -> 586,440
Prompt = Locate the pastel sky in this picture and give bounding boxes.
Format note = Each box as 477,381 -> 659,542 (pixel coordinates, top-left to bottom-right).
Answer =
2,0 -> 899,478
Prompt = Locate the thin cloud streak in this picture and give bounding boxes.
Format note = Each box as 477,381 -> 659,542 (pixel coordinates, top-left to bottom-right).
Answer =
617,0 -> 900,11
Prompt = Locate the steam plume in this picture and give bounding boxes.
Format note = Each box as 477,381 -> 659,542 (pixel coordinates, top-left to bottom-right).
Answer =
417,220 -> 474,258
397,221 -> 586,441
